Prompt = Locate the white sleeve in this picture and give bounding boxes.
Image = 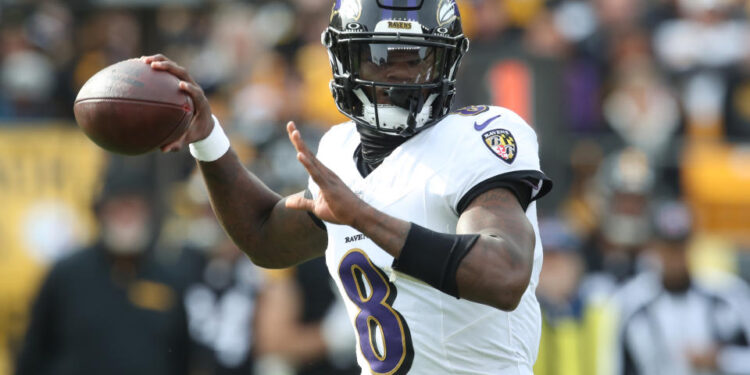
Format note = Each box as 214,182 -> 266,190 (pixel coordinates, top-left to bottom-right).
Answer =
445,107 -> 551,213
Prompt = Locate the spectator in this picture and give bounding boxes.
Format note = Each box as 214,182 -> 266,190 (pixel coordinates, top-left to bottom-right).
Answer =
582,147 -> 655,290
14,156 -> 190,375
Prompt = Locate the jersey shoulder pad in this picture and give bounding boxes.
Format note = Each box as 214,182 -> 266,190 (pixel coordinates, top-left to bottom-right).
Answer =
440,105 -> 537,166
436,106 -> 548,212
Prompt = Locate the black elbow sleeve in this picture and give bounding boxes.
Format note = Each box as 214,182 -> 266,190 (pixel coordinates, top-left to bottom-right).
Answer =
391,223 -> 479,298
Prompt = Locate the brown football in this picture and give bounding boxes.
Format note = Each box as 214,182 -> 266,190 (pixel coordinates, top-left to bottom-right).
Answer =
73,58 -> 193,155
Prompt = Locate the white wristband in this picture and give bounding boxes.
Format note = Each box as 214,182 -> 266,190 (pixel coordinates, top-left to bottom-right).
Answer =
189,115 -> 230,162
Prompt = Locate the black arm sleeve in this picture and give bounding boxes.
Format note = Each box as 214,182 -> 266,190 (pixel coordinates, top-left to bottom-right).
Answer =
392,224 -> 480,298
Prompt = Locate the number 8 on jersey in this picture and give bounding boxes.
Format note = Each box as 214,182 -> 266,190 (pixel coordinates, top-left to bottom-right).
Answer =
338,249 -> 414,375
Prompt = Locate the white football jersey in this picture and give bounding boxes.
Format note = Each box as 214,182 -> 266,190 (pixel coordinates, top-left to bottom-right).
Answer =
308,105 -> 551,375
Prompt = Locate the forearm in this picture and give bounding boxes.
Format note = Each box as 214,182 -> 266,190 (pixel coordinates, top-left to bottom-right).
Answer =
198,149 -> 324,267
198,149 -> 280,245
351,205 -> 410,257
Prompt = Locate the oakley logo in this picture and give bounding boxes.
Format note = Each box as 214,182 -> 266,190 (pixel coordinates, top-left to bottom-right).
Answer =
474,114 -> 502,131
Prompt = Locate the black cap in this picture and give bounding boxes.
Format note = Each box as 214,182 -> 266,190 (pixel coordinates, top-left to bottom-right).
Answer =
94,154 -> 158,211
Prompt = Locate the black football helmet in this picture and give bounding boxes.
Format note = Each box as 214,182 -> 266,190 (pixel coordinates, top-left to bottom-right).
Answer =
322,0 -> 469,136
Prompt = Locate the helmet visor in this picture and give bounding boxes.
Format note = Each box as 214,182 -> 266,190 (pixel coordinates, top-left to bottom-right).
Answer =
353,42 -> 444,84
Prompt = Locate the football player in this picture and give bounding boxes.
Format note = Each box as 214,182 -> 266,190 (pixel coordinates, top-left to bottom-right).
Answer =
144,0 -> 552,373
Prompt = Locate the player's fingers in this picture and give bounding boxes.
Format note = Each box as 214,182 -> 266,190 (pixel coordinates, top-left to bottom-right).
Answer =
285,194 -> 315,212
140,54 -> 169,64
286,123 -> 345,188
296,151 -> 321,180
297,152 -> 343,192
289,129 -> 313,157
159,130 -> 188,153
286,122 -> 342,188
287,122 -> 325,170
150,59 -> 187,79
286,121 -> 295,136
286,121 -> 303,151
150,60 -> 195,84
179,81 -> 206,105
286,122 -> 314,164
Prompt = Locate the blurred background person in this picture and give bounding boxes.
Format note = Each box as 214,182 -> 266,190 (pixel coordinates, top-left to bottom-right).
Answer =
14,155 -> 190,375
616,199 -> 750,375
577,147 -> 656,298
534,217 -> 617,375
166,174 -> 265,375
253,258 -> 358,375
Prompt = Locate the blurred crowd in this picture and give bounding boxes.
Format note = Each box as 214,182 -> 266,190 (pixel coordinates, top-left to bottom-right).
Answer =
2,0 -> 750,374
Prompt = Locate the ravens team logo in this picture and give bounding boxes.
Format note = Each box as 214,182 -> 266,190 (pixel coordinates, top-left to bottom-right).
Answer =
482,129 -> 516,164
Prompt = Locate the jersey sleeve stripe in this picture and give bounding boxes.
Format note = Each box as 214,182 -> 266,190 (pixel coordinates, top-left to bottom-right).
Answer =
455,170 -> 552,214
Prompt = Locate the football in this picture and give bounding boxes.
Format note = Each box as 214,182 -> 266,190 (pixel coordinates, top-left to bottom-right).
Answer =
73,58 -> 193,155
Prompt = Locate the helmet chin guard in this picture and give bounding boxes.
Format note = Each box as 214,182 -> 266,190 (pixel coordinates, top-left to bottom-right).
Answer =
354,89 -> 438,134
323,0 -> 469,136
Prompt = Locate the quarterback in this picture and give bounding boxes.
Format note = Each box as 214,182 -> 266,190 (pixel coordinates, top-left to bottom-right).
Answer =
145,0 -> 551,373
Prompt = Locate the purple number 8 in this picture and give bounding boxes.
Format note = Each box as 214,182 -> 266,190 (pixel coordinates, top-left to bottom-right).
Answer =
338,249 -> 413,375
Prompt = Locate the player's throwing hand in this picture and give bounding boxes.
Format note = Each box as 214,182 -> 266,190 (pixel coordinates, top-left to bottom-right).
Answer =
141,54 -> 214,152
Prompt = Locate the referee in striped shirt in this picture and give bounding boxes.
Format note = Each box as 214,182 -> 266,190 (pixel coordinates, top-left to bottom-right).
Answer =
617,199 -> 750,375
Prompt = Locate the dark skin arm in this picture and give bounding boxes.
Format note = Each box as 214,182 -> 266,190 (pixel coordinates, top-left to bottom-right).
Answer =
197,151 -> 327,268
146,54 -> 535,309
143,54 -> 326,268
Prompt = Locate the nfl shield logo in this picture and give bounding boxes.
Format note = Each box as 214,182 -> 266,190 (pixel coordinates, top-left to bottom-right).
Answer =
482,129 -> 517,164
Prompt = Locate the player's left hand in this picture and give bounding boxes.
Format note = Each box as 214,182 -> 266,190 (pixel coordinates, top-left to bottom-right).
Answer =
285,122 -> 368,227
